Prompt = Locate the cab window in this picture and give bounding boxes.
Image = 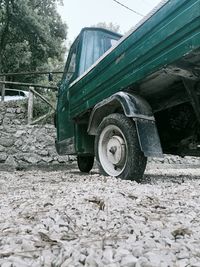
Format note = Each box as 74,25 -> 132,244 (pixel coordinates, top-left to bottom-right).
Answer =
62,40 -> 78,84
79,30 -> 121,76
66,52 -> 76,80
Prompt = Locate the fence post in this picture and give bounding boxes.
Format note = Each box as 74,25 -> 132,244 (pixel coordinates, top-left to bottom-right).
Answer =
0,76 -> 5,101
28,86 -> 34,124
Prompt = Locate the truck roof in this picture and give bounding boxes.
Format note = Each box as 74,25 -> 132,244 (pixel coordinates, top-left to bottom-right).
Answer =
80,27 -> 122,39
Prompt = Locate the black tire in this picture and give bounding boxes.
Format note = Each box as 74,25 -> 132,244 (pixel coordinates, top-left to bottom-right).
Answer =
95,113 -> 147,182
77,155 -> 94,173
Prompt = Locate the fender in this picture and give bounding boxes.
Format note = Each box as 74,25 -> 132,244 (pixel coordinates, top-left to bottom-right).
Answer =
88,92 -> 163,158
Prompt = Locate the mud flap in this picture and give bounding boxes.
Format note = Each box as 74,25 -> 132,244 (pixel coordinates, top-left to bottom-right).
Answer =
135,119 -> 163,158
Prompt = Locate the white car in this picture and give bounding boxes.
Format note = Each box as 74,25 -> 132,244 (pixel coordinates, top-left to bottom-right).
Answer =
2,89 -> 29,101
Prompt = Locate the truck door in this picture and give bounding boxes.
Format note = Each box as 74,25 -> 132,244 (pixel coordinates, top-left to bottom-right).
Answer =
56,39 -> 79,154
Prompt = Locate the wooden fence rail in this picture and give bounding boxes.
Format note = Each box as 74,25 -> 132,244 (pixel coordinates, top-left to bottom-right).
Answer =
0,80 -> 57,90
0,80 -> 57,125
28,87 -> 34,124
0,71 -> 63,77
0,76 -> 5,101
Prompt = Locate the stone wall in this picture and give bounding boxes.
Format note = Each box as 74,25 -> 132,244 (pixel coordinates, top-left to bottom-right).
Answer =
0,100 -> 27,125
0,100 -> 200,170
0,100 -> 70,170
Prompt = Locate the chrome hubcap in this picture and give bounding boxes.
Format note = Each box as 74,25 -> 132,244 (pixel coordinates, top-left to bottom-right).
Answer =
98,125 -> 127,176
107,136 -> 125,166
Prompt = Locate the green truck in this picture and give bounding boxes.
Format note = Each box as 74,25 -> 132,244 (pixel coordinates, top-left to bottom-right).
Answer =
55,0 -> 200,181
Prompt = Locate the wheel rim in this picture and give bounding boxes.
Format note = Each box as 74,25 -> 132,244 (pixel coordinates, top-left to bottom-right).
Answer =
98,125 -> 127,176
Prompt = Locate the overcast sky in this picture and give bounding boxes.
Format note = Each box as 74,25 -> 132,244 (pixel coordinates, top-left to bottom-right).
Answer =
58,0 -> 161,42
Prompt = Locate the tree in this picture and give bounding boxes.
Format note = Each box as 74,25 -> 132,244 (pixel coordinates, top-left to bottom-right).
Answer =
0,0 -> 67,82
91,22 -> 120,33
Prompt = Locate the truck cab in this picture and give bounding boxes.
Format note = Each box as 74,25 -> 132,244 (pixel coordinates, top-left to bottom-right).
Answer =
55,27 -> 122,168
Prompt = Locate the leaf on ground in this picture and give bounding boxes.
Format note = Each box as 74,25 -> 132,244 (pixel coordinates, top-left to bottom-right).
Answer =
44,202 -> 53,208
60,234 -> 77,241
38,231 -> 58,244
0,251 -> 14,258
172,227 -> 192,238
128,194 -> 138,200
154,205 -> 166,209
86,197 -> 105,211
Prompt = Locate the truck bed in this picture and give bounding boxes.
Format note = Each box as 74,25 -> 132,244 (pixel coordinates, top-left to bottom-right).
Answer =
69,0 -> 200,118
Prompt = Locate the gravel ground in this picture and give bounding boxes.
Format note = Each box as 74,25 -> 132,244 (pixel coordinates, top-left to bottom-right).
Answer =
0,164 -> 200,267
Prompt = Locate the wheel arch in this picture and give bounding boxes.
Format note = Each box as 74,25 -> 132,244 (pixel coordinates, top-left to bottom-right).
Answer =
88,92 -> 163,158
88,92 -> 154,135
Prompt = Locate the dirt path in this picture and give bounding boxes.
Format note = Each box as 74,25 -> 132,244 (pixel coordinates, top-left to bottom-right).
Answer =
0,165 -> 200,267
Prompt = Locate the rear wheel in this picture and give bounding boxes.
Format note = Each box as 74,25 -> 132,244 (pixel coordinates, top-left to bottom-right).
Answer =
77,155 -> 94,173
95,113 -> 147,182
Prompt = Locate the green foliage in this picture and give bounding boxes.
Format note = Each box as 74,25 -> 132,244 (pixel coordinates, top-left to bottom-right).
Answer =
32,90 -> 56,122
0,0 -> 67,83
22,89 -> 57,123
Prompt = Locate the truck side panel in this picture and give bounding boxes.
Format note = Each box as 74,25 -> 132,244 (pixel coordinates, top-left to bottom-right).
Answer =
69,0 -> 200,118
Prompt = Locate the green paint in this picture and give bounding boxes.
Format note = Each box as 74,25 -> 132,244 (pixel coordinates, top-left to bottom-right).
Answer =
55,0 -> 200,156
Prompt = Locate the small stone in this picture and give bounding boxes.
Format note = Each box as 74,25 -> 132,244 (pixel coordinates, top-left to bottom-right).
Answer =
120,255 -> 138,267
14,130 -> 26,138
0,145 -> 5,152
29,146 -> 36,152
102,247 -> 114,264
0,137 -> 14,147
8,147 -> 18,155
1,262 -> 12,267
177,250 -> 190,260
14,140 -> 23,147
38,150 -> 49,156
176,259 -> 189,267
144,238 -> 156,249
8,256 -> 29,267
21,239 -> 35,251
85,255 -> 98,267
60,259 -> 74,267
42,157 -> 53,163
189,258 -> 200,267
3,126 -> 16,133
21,145 -> 29,152
5,155 -> 17,167
79,254 -> 86,265
132,247 -> 143,257
5,113 -> 15,119
24,154 -> 41,164
0,153 -> 7,162
145,252 -> 162,267
135,257 -> 150,267
6,108 -> 15,113
16,108 -> 22,114
58,156 -> 69,163
115,248 -> 130,259
14,153 -> 24,160
2,117 -> 11,125
13,119 -> 21,125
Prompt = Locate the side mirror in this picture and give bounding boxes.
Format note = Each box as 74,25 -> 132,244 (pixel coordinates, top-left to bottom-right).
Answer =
48,72 -> 53,82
